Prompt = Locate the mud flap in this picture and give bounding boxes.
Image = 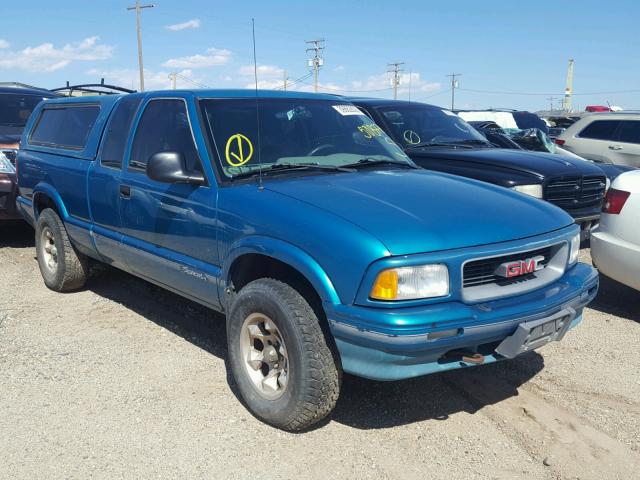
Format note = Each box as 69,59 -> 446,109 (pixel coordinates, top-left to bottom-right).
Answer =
495,307 -> 576,359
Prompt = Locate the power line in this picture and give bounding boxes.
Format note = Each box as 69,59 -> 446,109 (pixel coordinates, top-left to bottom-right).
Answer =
174,73 -> 211,89
126,1 -> 155,92
387,62 -> 405,100
305,39 -> 325,93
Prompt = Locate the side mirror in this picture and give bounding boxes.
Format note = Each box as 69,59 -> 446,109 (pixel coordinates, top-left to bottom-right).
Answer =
146,152 -> 205,185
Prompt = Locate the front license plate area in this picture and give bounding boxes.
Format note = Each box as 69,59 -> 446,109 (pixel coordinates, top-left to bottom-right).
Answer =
495,307 -> 576,359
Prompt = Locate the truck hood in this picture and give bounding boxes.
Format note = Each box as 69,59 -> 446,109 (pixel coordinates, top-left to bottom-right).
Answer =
265,169 -> 573,255
409,147 -> 606,178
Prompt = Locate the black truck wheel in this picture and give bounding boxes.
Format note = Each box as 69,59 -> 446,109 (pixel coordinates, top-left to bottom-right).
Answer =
35,208 -> 89,292
227,278 -> 341,431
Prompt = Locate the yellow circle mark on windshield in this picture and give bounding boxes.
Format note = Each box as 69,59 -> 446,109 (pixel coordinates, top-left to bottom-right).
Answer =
403,130 -> 421,145
225,133 -> 254,167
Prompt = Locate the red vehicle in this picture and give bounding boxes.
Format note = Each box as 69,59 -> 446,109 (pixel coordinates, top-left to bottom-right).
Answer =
585,105 -> 611,113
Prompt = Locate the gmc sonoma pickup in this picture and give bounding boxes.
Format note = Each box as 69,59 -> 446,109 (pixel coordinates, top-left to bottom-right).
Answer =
16,90 -> 598,430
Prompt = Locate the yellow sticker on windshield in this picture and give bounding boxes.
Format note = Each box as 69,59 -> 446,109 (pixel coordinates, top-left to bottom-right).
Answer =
357,124 -> 384,139
225,133 -> 254,167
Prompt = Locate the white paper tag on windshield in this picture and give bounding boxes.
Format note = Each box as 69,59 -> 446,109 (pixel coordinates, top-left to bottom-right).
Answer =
442,110 -> 458,116
333,105 -> 365,116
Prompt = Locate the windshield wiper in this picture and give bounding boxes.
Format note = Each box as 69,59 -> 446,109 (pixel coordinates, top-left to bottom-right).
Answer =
342,157 -> 418,169
452,139 -> 493,146
230,162 -> 355,180
405,141 -> 475,149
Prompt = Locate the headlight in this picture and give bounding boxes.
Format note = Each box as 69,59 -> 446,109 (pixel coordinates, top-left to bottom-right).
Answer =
370,264 -> 449,300
511,184 -> 543,198
569,233 -> 580,265
0,151 -> 16,174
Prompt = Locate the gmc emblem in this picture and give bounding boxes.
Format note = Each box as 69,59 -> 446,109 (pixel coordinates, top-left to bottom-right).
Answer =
494,255 -> 545,278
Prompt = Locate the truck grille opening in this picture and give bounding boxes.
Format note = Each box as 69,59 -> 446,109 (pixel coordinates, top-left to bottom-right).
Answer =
544,175 -> 606,210
463,246 -> 553,288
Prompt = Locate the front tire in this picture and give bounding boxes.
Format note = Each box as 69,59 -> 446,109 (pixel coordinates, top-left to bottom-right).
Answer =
35,208 -> 89,292
227,278 -> 341,431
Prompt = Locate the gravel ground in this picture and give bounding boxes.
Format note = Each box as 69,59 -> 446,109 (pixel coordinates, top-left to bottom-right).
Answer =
1,222 -> 639,480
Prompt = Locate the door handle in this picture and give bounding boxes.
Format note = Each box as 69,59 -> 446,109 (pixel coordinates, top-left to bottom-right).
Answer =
119,185 -> 131,198
608,145 -> 623,150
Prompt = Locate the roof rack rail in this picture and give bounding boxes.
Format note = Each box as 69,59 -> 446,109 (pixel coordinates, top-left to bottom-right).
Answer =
51,78 -> 136,96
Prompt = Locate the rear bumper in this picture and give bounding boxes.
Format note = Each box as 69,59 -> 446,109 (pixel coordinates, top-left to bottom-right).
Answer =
591,229 -> 640,291
326,262 -> 598,381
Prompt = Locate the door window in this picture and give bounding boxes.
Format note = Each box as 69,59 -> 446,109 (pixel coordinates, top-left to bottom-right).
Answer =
578,120 -> 621,141
129,99 -> 201,172
101,96 -> 142,168
617,120 -> 640,144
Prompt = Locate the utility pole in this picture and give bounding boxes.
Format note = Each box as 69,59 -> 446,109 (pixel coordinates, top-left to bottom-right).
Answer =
387,62 -> 405,100
169,72 -> 177,90
447,73 -> 461,110
306,39 -> 325,93
283,70 -> 288,91
563,59 -> 574,112
547,96 -> 556,112
127,1 -> 155,92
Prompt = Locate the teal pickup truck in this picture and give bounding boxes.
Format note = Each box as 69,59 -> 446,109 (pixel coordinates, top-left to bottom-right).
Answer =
16,90 -> 598,430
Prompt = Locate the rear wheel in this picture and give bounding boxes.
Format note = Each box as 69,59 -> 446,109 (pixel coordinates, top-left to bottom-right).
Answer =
227,278 -> 341,431
35,208 -> 89,292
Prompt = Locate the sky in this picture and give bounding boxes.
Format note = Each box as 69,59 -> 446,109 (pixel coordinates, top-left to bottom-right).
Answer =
0,0 -> 638,111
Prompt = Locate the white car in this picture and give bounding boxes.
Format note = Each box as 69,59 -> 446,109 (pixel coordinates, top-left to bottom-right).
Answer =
591,170 -> 640,291
556,113 -> 640,168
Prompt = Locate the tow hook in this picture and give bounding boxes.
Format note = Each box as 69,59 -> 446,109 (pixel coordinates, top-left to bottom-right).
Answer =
461,353 -> 485,365
442,350 -> 486,365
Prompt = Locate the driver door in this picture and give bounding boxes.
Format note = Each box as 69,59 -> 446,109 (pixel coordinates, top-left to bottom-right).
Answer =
119,97 -> 221,308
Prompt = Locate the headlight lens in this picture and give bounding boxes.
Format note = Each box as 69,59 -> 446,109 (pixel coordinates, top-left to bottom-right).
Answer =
0,151 -> 16,174
370,264 -> 449,301
569,233 -> 580,265
511,184 -> 543,198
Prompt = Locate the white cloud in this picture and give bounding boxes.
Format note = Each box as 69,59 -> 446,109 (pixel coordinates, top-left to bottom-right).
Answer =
162,47 -> 231,69
165,19 -> 201,31
86,68 -> 205,91
350,72 -> 440,95
238,64 -> 286,88
333,65 -> 345,72
0,36 -> 113,72
0,39 -> 9,49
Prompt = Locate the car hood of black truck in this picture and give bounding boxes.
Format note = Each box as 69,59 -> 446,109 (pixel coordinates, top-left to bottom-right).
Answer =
407,147 -> 606,182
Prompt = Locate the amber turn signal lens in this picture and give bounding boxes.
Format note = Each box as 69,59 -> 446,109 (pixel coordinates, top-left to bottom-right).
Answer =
370,269 -> 399,300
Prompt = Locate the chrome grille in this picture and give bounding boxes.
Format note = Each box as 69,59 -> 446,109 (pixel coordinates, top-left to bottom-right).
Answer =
463,246 -> 553,288
544,175 -> 606,210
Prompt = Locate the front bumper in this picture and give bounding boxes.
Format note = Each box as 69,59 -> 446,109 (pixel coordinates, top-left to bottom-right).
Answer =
0,173 -> 20,221
326,262 -> 598,381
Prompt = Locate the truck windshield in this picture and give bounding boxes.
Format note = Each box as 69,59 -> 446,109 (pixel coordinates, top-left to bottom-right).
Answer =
200,98 -> 411,178
376,104 -> 489,147
0,94 -> 48,131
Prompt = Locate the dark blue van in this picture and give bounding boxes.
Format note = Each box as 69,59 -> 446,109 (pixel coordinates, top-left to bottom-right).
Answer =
16,90 -> 598,430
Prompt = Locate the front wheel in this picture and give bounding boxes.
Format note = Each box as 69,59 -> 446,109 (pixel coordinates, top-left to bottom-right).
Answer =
227,278 -> 341,430
35,208 -> 89,292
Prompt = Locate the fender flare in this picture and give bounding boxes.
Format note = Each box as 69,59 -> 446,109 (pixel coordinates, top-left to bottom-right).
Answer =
222,235 -> 341,305
32,183 -> 69,220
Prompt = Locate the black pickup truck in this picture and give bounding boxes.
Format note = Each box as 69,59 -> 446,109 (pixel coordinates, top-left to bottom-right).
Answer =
351,98 -> 607,241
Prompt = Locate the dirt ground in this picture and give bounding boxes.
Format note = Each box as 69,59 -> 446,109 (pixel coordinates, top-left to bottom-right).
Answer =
1,222 -> 639,480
